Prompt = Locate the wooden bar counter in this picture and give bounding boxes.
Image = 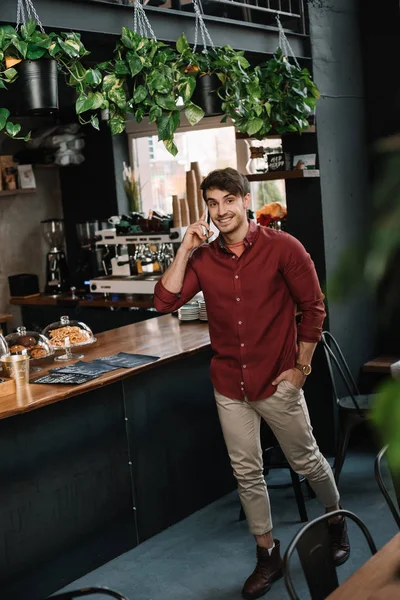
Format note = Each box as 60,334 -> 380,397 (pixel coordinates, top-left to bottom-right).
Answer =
0,315 -> 234,600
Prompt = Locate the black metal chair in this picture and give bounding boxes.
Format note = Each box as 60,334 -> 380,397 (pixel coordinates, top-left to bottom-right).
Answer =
283,509 -> 377,600
375,445 -> 400,529
49,587 -> 128,599
321,331 -> 376,485
239,424 -> 315,524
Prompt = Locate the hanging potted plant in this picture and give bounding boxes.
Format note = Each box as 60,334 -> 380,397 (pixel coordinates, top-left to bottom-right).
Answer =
0,18 -> 90,138
75,25 -> 204,156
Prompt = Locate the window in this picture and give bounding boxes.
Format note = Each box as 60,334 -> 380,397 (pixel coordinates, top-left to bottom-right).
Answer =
131,126 -> 237,215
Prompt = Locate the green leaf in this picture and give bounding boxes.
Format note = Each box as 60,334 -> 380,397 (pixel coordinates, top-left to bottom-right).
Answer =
179,76 -> 196,104
102,73 -> 117,92
121,27 -> 136,50
20,19 -> 37,40
114,60 -> 130,75
126,52 -> 143,77
0,29 -> 5,47
4,68 -> 17,82
58,39 -> 81,58
76,94 -> 88,114
184,102 -> 204,126
246,79 -> 261,99
135,107 -> 145,123
84,68 -> 102,86
246,118 -> 263,136
0,80 -> 6,90
76,92 -> 104,114
109,118 -> 126,135
164,139 -> 178,157
155,94 -> 177,111
133,85 -> 147,104
6,122 -> 21,137
176,34 -> 190,54
108,86 -> 126,109
237,55 -> 250,69
91,115 -> 100,131
265,102 -> 272,116
149,104 -> 162,123
26,44 -> 47,60
0,107 -> 10,130
12,39 -> 28,58
0,25 -> 18,39
47,42 -> 61,58
24,131 -> 32,142
148,72 -> 171,95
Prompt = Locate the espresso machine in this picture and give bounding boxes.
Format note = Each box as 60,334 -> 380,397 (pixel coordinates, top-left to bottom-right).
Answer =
41,218 -> 69,295
75,220 -> 108,291
89,226 -> 186,295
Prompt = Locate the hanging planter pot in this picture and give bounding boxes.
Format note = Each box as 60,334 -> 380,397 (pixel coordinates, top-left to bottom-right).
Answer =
191,73 -> 223,117
15,59 -> 59,115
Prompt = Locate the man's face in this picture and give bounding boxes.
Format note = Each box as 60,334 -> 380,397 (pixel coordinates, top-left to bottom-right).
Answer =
205,187 -> 251,235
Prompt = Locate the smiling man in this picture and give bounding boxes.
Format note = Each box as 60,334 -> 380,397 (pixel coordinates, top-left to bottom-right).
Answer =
153,168 -> 349,599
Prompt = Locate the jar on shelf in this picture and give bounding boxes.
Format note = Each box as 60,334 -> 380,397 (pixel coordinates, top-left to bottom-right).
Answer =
246,141 -> 268,174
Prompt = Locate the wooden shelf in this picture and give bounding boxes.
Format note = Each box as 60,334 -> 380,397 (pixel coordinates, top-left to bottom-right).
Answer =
246,169 -> 320,182
0,188 -> 36,197
236,126 -> 316,140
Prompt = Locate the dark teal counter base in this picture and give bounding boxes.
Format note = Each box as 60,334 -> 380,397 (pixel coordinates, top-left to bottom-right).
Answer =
1,350 -> 234,599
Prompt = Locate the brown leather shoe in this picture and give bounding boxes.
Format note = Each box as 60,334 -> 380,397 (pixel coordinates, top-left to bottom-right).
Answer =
328,516 -> 350,566
242,540 -> 283,600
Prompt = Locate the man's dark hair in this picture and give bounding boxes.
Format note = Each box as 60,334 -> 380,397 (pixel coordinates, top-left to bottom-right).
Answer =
200,168 -> 250,202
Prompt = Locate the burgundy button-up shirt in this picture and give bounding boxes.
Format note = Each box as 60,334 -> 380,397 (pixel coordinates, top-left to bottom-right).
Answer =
154,221 -> 326,401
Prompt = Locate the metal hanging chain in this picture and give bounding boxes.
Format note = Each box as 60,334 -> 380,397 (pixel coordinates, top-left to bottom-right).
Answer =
192,0 -> 215,55
132,0 -> 156,40
276,15 -> 300,68
16,0 -> 45,32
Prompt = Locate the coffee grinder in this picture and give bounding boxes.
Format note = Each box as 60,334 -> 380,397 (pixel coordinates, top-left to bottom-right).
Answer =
41,218 -> 69,295
75,221 -> 108,291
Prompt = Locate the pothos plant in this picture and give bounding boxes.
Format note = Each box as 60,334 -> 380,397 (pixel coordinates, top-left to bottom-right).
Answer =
221,47 -> 320,138
175,33 -> 252,125
0,18 -> 90,140
76,28 -> 205,156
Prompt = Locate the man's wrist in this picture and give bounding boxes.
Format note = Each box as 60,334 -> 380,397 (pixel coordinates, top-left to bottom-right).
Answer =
294,362 -> 312,376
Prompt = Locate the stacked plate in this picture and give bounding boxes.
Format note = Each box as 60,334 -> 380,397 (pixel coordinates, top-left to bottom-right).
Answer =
178,302 -> 200,322
199,299 -> 208,321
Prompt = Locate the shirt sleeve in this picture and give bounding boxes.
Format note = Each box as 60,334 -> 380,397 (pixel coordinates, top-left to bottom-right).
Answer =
279,233 -> 326,342
153,260 -> 201,313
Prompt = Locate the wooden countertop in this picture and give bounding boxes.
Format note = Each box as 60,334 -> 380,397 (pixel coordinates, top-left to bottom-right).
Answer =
0,315 -> 211,421
327,533 -> 400,600
10,294 -> 154,309
363,356 -> 400,374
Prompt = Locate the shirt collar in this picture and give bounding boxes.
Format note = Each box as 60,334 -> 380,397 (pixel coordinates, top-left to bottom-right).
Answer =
215,219 -> 260,253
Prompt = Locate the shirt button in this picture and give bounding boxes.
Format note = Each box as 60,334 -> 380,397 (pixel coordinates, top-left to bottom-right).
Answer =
235,275 -> 239,279
241,381 -> 244,385
232,256 -> 235,260
236,298 -> 240,302
238,321 -> 242,325
250,242 -> 253,246
241,343 -> 244,347
241,388 -> 244,392
243,365 -> 247,369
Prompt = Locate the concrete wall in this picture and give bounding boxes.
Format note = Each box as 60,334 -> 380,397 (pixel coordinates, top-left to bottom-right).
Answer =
0,145 -> 63,327
308,0 -> 375,375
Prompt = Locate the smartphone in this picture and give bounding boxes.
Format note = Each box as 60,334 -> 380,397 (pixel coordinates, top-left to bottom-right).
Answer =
203,207 -> 211,242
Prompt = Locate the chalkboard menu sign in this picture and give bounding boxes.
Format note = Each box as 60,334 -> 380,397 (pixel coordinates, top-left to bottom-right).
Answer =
31,373 -> 98,385
50,360 -> 120,377
98,353 -> 160,368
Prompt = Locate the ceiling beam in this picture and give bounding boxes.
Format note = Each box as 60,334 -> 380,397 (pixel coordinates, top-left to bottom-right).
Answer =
0,0 -> 310,58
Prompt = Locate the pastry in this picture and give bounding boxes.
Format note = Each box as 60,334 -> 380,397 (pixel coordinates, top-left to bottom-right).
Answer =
10,344 -> 28,354
30,346 -> 47,359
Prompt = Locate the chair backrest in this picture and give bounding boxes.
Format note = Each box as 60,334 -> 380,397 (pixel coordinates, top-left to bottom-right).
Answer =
50,587 -> 128,600
321,331 -> 364,417
283,509 -> 377,600
375,445 -> 400,529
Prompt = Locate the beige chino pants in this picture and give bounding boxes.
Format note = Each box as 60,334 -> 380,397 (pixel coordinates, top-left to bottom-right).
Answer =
215,380 -> 340,535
